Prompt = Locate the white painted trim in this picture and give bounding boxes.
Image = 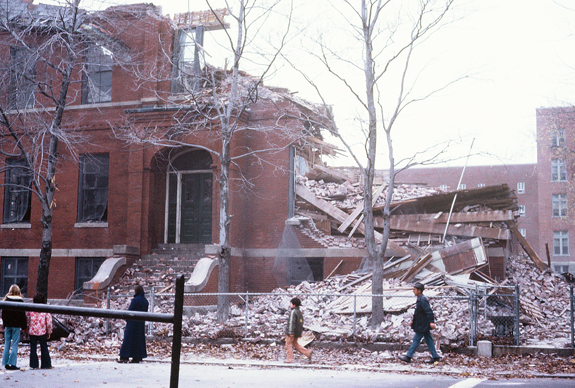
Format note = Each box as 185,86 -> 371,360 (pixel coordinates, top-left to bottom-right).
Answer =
74,222 -> 109,228
1,223 -> 31,229
0,249 -> 113,257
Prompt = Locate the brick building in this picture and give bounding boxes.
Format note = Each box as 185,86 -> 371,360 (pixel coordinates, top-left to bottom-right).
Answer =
0,2 -> 333,298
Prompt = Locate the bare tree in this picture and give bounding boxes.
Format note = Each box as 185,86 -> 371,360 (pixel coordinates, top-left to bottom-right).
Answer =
118,0 -> 321,321
295,0 -> 459,327
0,0 -> 133,296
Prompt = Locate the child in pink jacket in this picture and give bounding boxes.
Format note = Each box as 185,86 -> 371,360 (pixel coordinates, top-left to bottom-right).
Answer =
26,293 -> 52,369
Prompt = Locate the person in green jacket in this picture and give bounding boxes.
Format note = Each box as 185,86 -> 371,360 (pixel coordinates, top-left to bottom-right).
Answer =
285,297 -> 312,363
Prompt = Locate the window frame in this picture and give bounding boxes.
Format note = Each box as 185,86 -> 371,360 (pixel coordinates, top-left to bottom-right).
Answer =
171,26 -> 204,94
553,231 -> 569,256
551,127 -> 566,148
3,158 -> 32,224
551,159 -> 567,182
552,194 -> 568,218
458,183 -> 466,190
77,154 -> 109,223
517,182 -> 525,194
82,44 -> 113,104
74,257 -> 105,296
9,46 -> 36,109
0,257 -> 28,297
518,204 -> 526,216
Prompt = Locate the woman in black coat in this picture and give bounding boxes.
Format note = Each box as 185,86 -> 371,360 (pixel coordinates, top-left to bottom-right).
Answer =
118,285 -> 148,363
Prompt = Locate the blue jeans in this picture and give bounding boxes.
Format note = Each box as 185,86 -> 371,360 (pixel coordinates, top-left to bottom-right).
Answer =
2,327 -> 21,367
29,335 -> 51,369
406,331 -> 439,359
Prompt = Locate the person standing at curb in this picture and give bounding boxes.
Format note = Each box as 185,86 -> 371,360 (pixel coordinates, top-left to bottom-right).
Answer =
2,284 -> 27,370
398,282 -> 440,364
118,285 -> 148,364
285,297 -> 312,363
27,293 -> 53,369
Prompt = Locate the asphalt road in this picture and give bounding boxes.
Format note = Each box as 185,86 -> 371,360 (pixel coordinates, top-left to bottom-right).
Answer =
1,362 -> 574,388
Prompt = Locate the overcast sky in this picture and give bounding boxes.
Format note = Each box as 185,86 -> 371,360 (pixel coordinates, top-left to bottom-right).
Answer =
81,0 -> 575,168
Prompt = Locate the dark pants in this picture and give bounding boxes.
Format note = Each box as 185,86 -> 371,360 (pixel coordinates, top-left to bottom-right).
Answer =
406,331 -> 439,359
30,335 -> 51,369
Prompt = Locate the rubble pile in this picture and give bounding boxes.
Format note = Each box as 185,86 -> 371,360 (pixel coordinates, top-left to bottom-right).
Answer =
297,176 -> 440,212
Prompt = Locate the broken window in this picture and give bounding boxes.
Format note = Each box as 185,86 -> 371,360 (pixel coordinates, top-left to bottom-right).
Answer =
171,27 -> 204,93
551,159 -> 567,182
553,231 -> 569,256
552,194 -> 568,217
551,127 -> 565,148
77,154 -> 109,222
9,46 -> 36,109
516,182 -> 525,194
3,158 -> 32,224
0,257 -> 28,297
82,45 -> 113,104
74,257 -> 105,296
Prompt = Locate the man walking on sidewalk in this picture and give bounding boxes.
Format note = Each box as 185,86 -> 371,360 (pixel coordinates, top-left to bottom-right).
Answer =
285,297 -> 312,363
398,282 -> 440,364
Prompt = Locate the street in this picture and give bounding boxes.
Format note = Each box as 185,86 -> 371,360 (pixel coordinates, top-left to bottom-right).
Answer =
1,361 -> 573,388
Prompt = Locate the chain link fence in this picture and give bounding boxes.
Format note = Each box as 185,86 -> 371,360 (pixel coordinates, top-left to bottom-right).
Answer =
101,284 -> 575,351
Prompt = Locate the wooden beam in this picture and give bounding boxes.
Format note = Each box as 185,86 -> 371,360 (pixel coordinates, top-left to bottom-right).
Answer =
374,216 -> 511,240
339,184 -> 386,233
296,185 -> 409,255
506,222 -> 548,271
389,211 -> 515,224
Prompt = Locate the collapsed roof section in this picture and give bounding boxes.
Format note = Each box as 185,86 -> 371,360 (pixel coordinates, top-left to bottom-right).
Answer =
293,164 -> 547,291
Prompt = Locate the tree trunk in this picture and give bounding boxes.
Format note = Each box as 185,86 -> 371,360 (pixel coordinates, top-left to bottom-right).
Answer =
217,141 -> 231,322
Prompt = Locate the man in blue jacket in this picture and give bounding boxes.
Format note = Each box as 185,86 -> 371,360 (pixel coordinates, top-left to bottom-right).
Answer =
398,282 -> 440,364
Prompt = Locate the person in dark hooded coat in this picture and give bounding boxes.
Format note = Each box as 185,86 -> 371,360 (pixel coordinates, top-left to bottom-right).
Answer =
118,285 -> 148,363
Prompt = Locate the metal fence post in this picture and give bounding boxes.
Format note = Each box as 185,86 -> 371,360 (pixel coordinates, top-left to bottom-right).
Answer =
148,287 -> 155,336
514,284 -> 520,346
106,287 -> 111,336
469,288 -> 476,347
244,291 -> 249,338
570,285 -> 574,349
352,294 -> 357,339
170,275 -> 185,388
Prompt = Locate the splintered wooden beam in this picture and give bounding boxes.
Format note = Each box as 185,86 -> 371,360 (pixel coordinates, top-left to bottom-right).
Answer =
389,210 -> 515,224
506,222 -> 548,271
295,185 -> 409,255
374,216 -> 511,240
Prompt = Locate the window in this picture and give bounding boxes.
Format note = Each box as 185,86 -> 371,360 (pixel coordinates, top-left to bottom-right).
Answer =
458,183 -> 466,190
77,154 -> 109,222
171,26 -> 204,93
551,127 -> 566,148
518,228 -> 526,237
82,45 -> 113,104
551,159 -> 567,182
552,194 -> 568,217
477,183 -> 485,188
9,46 -> 36,109
439,185 -> 447,191
75,257 -> 105,295
554,264 -> 570,273
518,205 -> 526,216
0,257 -> 28,297
517,182 -> 525,194
3,159 -> 32,224
553,231 -> 569,256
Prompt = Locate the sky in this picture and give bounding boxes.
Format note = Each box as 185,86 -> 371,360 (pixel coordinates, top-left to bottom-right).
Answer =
73,0 -> 575,168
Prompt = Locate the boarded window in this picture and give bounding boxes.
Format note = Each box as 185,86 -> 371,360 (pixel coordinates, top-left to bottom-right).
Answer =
83,45 -> 113,104
3,158 -> 32,224
9,46 -> 36,109
77,154 -> 109,222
